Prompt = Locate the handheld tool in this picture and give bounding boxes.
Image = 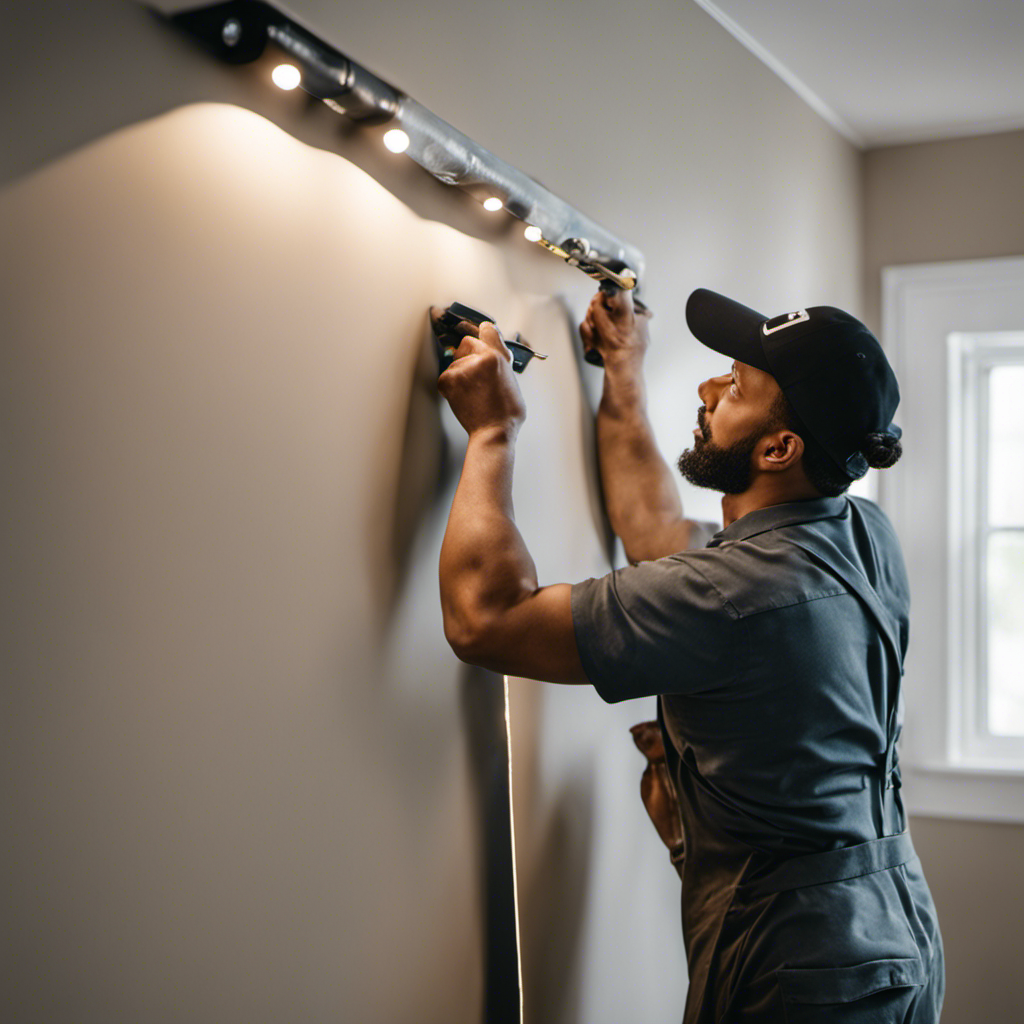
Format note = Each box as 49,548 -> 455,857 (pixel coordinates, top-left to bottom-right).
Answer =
554,241 -> 651,368
430,302 -> 548,376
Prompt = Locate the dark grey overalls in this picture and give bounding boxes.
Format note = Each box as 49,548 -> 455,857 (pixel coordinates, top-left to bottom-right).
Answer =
572,496 -> 945,1023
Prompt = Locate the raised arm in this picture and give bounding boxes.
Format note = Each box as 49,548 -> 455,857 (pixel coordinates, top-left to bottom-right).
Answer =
436,319 -> 587,684
580,290 -> 703,562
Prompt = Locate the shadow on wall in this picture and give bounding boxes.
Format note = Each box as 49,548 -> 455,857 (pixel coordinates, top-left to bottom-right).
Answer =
383,330 -> 526,1022
460,664 -> 522,1024
385,321 -> 452,617
521,770 -> 595,1024
388,316 -> 602,1024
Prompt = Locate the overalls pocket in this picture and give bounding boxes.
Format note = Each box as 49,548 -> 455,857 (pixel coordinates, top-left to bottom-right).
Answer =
776,957 -> 926,1023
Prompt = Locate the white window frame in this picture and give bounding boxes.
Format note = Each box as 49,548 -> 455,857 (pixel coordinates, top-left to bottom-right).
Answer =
882,256 -> 1024,823
948,331 -> 1024,764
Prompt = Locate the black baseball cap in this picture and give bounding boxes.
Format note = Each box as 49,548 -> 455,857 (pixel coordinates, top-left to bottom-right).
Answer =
685,288 -> 901,480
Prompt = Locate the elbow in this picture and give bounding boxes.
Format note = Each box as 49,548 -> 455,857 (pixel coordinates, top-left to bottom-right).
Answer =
620,538 -> 659,565
443,607 -> 514,672
443,611 -> 495,667
444,623 -> 480,665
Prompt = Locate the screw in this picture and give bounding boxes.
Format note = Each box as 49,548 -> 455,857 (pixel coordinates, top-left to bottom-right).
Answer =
563,237 -> 592,259
222,18 -> 242,46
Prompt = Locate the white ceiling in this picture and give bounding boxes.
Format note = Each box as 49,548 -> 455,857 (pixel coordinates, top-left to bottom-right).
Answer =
694,0 -> 1024,148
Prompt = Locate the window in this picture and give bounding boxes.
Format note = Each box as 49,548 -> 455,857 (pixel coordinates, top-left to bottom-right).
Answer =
948,333 -> 1024,764
882,257 -> 1024,823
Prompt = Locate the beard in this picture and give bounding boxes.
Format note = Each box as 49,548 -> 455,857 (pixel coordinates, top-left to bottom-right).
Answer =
676,407 -> 761,495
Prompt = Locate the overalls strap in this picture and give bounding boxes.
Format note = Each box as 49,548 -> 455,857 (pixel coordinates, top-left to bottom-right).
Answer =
783,536 -> 906,831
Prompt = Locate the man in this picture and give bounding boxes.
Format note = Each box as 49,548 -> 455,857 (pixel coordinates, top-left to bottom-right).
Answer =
436,286 -> 944,1022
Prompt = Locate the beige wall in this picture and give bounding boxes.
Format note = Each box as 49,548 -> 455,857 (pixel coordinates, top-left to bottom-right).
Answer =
2,3 -> 862,1023
862,128 -> 1024,332
907,817 -> 1024,1024
2,102 -> 600,1024
14,6 -> 1023,1024
864,129 -> 1024,1024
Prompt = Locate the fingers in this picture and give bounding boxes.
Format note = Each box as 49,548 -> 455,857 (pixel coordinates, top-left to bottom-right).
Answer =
602,285 -> 634,316
454,319 -> 481,339
429,307 -> 483,343
585,294 -> 610,338
586,288 -> 647,322
590,297 -> 618,334
580,318 -> 594,349
450,333 -> 477,361
478,321 -> 512,361
447,322 -> 510,366
591,286 -> 631,331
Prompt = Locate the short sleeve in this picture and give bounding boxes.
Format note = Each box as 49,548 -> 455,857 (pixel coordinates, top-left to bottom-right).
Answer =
570,554 -> 739,703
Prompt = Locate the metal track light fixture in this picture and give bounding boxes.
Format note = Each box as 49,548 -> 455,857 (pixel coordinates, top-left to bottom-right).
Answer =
167,0 -> 645,296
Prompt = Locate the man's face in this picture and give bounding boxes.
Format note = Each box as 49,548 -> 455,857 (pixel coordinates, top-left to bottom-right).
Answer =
677,360 -> 783,494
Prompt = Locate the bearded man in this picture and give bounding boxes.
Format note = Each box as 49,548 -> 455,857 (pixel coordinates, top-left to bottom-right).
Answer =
435,286 -> 944,1023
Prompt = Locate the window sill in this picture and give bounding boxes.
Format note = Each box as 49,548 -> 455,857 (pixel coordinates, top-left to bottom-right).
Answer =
901,760 -> 1024,824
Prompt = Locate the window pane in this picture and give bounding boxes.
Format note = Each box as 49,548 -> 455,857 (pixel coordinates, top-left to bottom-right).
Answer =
987,531 -> 1024,736
988,364 -> 1024,526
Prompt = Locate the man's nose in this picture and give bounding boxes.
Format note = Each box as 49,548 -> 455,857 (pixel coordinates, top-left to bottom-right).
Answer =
698,373 -> 729,408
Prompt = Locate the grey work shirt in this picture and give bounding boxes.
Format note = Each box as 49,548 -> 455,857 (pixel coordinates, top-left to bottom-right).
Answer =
572,495 -> 910,851
571,496 -> 944,1023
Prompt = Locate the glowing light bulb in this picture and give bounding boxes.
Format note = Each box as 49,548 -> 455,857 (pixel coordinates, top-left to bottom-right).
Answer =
483,197 -> 504,212
272,64 -> 301,90
524,225 -> 543,242
383,129 -> 410,153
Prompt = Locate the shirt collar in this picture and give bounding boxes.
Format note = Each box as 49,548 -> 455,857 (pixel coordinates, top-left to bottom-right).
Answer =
706,496 -> 849,547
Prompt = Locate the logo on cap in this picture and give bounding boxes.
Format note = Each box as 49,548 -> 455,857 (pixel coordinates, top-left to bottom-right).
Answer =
762,310 -> 809,336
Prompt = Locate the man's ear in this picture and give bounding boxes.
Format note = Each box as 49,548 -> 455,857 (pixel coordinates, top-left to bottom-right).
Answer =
758,430 -> 804,472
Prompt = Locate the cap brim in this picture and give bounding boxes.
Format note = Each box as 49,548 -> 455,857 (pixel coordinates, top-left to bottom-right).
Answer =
685,288 -> 771,373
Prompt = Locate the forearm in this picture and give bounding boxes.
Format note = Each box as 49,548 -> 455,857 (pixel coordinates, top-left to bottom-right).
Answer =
439,425 -> 538,653
597,358 -> 689,561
